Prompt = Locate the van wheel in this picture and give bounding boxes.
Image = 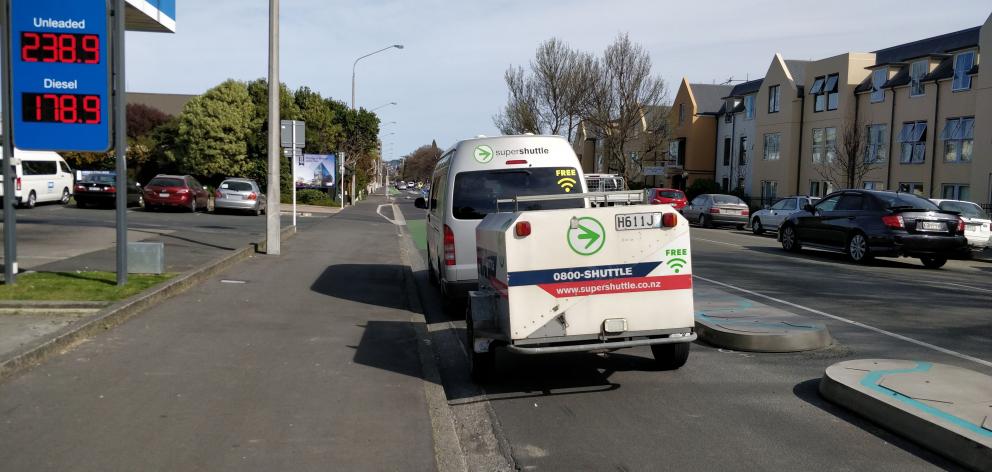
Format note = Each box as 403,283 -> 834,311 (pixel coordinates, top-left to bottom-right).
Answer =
60,188 -> 70,205
23,191 -> 37,209
466,302 -> 495,383
426,247 -> 439,286
651,342 -> 690,370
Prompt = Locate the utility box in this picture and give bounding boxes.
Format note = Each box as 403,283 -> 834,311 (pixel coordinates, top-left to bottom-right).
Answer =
127,242 -> 164,274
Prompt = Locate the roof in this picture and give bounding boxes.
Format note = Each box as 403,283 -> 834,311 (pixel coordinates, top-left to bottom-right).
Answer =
725,78 -> 764,98
783,60 -> 809,88
872,26 -> 980,64
127,92 -> 197,117
689,84 -> 734,115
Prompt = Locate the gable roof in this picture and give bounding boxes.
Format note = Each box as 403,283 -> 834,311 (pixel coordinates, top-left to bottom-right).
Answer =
872,26 -> 980,65
783,60 -> 809,88
689,83 -> 734,115
725,78 -> 764,98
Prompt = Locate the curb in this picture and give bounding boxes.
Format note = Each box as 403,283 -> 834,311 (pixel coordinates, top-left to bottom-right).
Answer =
0,224 -> 298,383
0,301 -> 110,309
819,359 -> 992,471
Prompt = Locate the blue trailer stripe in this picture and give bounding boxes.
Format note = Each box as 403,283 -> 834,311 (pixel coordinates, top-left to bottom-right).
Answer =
508,261 -> 662,287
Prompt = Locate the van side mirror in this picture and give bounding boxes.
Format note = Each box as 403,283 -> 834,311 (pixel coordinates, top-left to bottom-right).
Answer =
803,203 -> 815,213
414,197 -> 427,209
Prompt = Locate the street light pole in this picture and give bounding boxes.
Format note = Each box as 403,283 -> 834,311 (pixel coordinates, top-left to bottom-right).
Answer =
265,0 -> 280,255
348,44 -> 402,206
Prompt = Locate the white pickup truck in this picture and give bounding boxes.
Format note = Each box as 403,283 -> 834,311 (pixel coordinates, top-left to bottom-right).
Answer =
468,192 -> 696,381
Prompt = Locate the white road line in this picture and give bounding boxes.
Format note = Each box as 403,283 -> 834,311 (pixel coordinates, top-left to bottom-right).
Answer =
695,238 -> 743,248
929,281 -> 992,294
694,274 -> 992,369
375,204 -> 405,226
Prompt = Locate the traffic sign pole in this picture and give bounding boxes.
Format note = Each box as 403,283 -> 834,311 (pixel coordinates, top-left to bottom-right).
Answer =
1,0 -> 17,284
113,0 -> 127,286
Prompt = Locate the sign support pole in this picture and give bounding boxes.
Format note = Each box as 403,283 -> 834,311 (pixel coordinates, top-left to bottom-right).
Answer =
291,132 -> 296,228
1,0 -> 16,284
113,0 -> 127,286
265,0 -> 280,255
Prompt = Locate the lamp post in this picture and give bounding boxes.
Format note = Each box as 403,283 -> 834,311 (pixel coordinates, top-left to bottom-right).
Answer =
370,102 -> 397,113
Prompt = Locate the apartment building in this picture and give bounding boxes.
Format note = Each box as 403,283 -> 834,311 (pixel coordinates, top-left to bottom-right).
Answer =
753,55 -> 808,204
716,78 -> 763,195
665,79 -> 732,190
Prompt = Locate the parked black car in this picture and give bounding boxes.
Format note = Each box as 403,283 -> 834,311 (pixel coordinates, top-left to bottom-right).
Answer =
74,173 -> 143,208
778,190 -> 968,269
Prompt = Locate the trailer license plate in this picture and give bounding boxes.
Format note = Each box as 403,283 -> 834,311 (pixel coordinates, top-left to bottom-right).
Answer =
616,212 -> 662,231
918,221 -> 944,232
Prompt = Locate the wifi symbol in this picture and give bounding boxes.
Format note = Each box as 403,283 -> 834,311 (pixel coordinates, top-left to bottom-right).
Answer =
667,258 -> 687,273
557,177 -> 577,193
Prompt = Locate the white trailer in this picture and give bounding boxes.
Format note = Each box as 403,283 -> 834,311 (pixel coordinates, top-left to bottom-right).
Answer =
468,192 -> 696,381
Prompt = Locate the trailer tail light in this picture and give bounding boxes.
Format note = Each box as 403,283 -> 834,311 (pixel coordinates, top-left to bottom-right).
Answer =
443,224 -> 456,266
15,177 -> 21,191
515,221 -> 531,237
881,214 -> 904,229
662,212 -> 677,228
956,218 -> 965,234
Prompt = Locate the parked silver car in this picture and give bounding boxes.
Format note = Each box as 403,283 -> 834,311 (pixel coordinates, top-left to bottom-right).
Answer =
214,178 -> 266,215
930,199 -> 991,252
750,196 -> 819,235
683,194 -> 749,229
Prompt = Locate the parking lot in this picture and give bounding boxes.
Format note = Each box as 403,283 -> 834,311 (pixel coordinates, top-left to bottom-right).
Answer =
394,191 -> 991,471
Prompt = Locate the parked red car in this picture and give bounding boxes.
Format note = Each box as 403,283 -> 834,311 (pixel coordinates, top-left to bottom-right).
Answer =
143,174 -> 210,212
647,188 -> 688,211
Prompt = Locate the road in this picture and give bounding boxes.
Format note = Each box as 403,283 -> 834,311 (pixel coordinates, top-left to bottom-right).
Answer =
394,189 -> 989,471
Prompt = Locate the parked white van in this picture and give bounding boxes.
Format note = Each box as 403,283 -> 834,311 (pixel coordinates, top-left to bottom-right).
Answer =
0,149 -> 74,208
415,135 -> 588,300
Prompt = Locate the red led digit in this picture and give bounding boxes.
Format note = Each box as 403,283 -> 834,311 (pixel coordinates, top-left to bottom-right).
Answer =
82,96 -> 101,124
34,94 -> 43,121
59,95 -> 78,123
21,32 -> 40,62
81,35 -> 99,64
43,94 -> 60,121
40,33 -> 58,63
58,34 -> 77,63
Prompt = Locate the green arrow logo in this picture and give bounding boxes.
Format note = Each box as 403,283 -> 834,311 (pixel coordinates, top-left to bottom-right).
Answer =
567,217 -> 605,256
474,145 -> 494,163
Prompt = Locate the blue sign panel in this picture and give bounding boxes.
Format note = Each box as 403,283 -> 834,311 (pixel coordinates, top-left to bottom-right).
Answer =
10,0 -> 111,152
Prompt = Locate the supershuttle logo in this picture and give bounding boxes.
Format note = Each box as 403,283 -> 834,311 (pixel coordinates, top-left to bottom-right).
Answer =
508,262 -> 691,298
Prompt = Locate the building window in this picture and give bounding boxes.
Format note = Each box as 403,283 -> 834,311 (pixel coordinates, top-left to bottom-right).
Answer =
952,51 -> 975,91
721,177 -> 729,192
870,69 -> 886,103
866,124 -> 888,163
941,117 -> 974,163
812,128 -> 836,163
941,184 -> 970,201
809,180 -> 833,197
812,128 -> 824,163
723,137 -> 731,166
825,127 -> 837,163
910,60 -> 927,97
825,74 -> 839,110
724,111 -> 733,123
863,181 -> 884,190
761,180 -> 778,202
763,133 -> 780,160
768,85 -> 780,113
899,182 -> 925,196
744,95 -> 755,120
737,177 -> 745,191
739,136 -> 748,165
669,140 -> 680,164
899,121 -> 927,163
811,74 -> 839,112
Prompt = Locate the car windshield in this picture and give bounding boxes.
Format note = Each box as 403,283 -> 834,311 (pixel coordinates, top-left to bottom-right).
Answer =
148,178 -> 185,187
222,181 -> 253,191
875,192 -> 939,210
938,201 -> 988,219
712,195 -> 744,205
452,168 -> 584,219
658,190 -> 682,199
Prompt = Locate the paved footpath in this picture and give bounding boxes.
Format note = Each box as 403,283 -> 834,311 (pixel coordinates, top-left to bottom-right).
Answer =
0,197 -> 437,471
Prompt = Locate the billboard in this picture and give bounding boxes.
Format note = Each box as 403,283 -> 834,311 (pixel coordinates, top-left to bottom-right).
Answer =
294,153 -> 336,190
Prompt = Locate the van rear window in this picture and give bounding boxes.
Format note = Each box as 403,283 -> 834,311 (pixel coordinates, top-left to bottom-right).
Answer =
452,168 -> 583,220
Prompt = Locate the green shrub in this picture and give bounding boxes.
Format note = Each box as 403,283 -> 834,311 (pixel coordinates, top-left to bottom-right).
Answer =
686,178 -> 721,200
296,189 -> 336,206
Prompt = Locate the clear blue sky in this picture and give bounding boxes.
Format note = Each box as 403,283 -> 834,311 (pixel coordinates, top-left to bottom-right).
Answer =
125,0 -> 992,160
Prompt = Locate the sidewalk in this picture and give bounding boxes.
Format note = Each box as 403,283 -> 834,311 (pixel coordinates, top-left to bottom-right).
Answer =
0,196 -> 438,471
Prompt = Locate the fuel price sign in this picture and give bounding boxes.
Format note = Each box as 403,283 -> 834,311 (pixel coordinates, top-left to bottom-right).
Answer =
10,0 -> 111,152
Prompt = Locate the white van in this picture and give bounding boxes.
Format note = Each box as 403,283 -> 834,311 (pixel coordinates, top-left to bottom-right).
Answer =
0,149 -> 74,208
415,135 -> 588,300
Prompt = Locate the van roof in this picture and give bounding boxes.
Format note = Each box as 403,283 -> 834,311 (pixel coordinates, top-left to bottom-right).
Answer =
445,135 -> 581,174
1,148 -> 64,160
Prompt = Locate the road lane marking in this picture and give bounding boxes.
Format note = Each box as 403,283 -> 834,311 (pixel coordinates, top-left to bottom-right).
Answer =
694,274 -> 992,369
695,238 -> 743,248
376,204 -> 406,226
928,281 -> 992,294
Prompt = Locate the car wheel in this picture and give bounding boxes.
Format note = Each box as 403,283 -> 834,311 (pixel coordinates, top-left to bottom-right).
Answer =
254,205 -> 262,216
781,225 -> 801,252
190,199 -> 197,213
697,215 -> 705,227
60,188 -> 70,205
847,232 -> 872,264
920,255 -> 947,269
466,302 -> 495,383
651,342 -> 690,370
137,195 -> 144,208
752,218 -> 764,235
24,191 -> 36,209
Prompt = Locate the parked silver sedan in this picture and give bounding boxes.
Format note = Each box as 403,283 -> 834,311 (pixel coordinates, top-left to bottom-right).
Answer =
750,196 -> 819,235
683,194 -> 750,229
214,178 -> 266,215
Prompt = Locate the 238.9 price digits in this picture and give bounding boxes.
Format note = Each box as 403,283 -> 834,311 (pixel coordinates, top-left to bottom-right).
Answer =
20,32 -> 99,64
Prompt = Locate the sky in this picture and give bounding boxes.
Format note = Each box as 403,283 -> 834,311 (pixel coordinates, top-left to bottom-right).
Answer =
124,0 -> 992,160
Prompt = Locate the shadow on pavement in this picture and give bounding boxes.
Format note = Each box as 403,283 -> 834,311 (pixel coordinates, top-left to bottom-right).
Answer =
791,378 -> 964,471
348,320 -> 425,381
310,264 -> 411,310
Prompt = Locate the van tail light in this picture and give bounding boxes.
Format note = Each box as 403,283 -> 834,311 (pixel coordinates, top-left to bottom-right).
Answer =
881,214 -> 904,229
443,224 -> 456,266
15,177 -> 21,191
662,212 -> 678,228
247,192 -> 257,201
515,221 -> 531,237
709,208 -> 720,213
956,218 -> 965,233
505,159 -> 528,165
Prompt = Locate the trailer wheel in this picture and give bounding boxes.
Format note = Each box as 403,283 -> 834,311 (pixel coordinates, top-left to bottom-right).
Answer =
466,303 -> 495,382
651,342 -> 690,371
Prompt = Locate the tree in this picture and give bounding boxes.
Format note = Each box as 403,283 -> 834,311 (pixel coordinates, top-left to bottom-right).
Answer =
294,86 -> 341,155
400,143 -> 443,182
334,103 -> 380,194
580,34 -> 668,181
63,103 -> 175,179
127,103 -> 171,139
176,80 -> 256,181
813,120 -> 879,190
